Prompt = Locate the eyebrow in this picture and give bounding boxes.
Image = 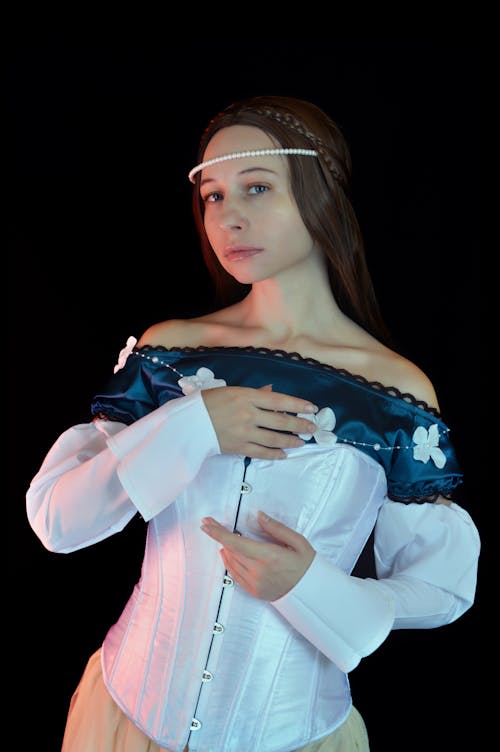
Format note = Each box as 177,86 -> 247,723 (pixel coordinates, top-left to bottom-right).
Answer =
200,167 -> 278,187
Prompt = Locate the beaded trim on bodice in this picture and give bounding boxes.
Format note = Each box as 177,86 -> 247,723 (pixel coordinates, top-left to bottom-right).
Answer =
135,344 -> 442,419
96,338 -> 461,504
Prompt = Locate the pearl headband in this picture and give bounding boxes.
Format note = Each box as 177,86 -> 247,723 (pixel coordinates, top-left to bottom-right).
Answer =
188,148 -> 318,183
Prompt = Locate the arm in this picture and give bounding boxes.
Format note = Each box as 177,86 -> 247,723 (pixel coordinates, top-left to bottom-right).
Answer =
272,498 -> 479,671
200,511 -> 396,674
369,498 -> 480,628
27,376 -> 319,554
26,390 -> 221,553
271,544 -> 395,673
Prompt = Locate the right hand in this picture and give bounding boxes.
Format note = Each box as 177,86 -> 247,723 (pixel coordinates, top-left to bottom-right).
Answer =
201,384 -> 318,459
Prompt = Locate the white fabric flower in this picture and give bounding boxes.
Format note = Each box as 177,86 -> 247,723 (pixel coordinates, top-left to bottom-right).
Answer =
178,367 -> 227,395
297,406 -> 338,445
113,336 -> 138,374
412,424 -> 446,468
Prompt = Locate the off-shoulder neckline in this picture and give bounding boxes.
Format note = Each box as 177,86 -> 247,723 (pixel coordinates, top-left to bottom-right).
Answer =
134,343 -> 442,418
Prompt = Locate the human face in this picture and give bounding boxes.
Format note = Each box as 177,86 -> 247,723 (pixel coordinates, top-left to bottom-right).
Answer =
199,125 -> 318,286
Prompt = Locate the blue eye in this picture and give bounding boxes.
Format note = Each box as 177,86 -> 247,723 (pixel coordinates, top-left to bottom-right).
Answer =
203,191 -> 223,203
249,184 -> 268,195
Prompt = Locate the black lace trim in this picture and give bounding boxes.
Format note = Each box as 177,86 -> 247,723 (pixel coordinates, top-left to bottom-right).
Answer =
135,344 -> 442,418
389,491 -> 453,504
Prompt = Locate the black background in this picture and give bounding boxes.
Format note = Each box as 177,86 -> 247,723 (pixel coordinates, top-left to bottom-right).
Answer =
9,41 -> 482,751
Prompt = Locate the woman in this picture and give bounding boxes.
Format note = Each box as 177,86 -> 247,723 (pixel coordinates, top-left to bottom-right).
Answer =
26,95 -> 480,752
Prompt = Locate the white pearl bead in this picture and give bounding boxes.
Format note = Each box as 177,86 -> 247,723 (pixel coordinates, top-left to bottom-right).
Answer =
188,148 -> 318,182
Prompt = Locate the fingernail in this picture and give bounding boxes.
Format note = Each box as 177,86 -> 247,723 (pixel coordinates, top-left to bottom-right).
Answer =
303,403 -> 318,413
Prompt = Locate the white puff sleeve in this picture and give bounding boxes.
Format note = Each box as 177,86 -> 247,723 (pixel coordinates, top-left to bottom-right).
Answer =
369,499 -> 480,627
26,389 -> 221,553
272,499 -> 479,672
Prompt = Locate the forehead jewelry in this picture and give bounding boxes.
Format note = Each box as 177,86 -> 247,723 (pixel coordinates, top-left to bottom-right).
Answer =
188,148 -> 318,183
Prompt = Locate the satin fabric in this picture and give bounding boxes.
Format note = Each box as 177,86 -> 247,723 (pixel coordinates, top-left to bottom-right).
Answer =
26,344 -> 479,751
92,344 -> 463,502
62,649 -> 370,752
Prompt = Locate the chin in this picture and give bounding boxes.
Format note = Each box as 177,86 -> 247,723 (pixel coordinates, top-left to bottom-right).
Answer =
234,273 -> 269,286
223,263 -> 273,286
221,267 -> 259,286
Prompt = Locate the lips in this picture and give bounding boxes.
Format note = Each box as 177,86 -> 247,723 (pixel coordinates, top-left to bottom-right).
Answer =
224,246 -> 263,261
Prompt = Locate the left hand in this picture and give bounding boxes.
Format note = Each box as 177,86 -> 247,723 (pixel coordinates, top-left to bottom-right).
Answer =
200,511 -> 316,601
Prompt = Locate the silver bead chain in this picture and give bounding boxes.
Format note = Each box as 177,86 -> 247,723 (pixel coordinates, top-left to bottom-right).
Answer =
132,351 -> 450,453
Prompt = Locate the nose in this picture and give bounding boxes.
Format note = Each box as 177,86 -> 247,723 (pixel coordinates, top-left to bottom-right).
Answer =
218,197 -> 248,232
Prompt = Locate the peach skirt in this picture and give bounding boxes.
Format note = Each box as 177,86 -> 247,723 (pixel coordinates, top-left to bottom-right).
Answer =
62,649 -> 370,751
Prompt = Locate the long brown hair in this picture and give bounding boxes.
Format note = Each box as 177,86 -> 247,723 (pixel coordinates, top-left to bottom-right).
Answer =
191,95 -> 392,346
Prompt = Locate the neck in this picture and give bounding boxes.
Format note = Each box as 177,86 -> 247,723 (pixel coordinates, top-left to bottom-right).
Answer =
239,269 -> 346,342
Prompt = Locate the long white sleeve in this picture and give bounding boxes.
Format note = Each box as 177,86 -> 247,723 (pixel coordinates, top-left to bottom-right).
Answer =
272,553 -> 396,672
370,500 -> 480,627
272,499 -> 479,673
26,390 -> 220,553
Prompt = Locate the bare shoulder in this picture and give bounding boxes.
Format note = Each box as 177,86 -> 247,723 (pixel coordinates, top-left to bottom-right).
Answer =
136,305 -> 248,349
320,321 -> 441,412
378,349 -> 440,411
136,319 -> 206,349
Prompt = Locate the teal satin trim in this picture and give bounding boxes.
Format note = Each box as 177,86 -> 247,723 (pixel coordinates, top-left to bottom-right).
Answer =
91,346 -> 463,502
